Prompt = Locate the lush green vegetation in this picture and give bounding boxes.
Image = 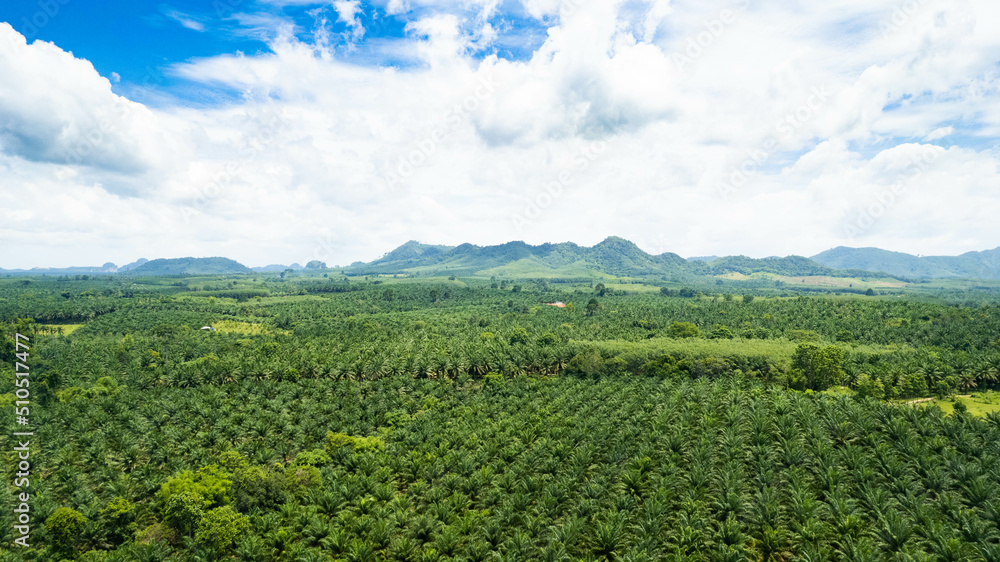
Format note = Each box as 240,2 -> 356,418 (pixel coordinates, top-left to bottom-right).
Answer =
3,273 -> 1000,560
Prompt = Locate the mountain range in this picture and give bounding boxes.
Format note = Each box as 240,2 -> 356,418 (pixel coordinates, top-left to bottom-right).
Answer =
0,257 -> 244,276
810,247 -> 1000,280
354,237 -> 884,280
3,239 -> 1000,280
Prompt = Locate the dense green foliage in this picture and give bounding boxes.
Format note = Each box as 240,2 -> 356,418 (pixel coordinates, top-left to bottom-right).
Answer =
7,373 -> 1000,560
3,274 -> 1000,559
5,273 -> 999,400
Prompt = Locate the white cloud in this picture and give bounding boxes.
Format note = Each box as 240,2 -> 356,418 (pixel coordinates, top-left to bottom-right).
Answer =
2,0 -> 1000,268
0,24 -> 168,176
924,126 -> 954,141
403,14 -> 474,68
385,0 -> 409,16
333,0 -> 365,41
163,9 -> 206,32
641,0 -> 673,42
519,0 -> 566,21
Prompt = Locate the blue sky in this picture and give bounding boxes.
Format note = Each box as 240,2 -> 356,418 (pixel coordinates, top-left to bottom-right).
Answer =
2,0 -> 547,104
1,0 -> 1000,268
9,1 -> 267,93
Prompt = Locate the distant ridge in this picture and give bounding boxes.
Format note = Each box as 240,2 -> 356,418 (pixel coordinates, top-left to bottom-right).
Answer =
131,257 -> 251,276
252,263 -> 304,273
349,237 -> 894,280
6,240 -> 1000,280
812,247 -> 1000,279
120,258 -> 149,272
0,264 -> 119,275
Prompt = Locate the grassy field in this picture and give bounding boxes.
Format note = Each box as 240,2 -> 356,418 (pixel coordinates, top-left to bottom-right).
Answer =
917,278 -> 1000,290
817,387 -> 1000,418
890,391 -> 1000,417
37,323 -> 84,336
601,282 -> 665,293
474,258 -> 618,279
914,392 -> 1000,417
583,337 -> 801,368
717,271 -> 908,289
210,320 -> 269,335
820,385 -> 855,396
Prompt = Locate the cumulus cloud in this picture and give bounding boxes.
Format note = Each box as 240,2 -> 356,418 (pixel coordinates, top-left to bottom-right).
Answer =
0,24 -> 166,175
519,0 -> 567,21
333,0 -> 365,42
2,0 -> 1000,268
385,0 -> 409,16
641,0 -> 674,42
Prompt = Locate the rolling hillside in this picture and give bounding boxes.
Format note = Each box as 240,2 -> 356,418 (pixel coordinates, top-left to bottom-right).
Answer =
347,237 -> 897,280
813,246 -> 1000,279
130,257 -> 252,276
12,241 -> 1000,281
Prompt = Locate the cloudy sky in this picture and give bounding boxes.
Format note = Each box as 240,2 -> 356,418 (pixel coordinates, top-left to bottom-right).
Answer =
1,0 -> 999,268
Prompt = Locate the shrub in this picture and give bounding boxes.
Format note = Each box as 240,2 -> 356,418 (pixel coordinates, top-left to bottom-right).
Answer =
787,330 -> 823,343
136,522 -> 174,545
854,373 -> 884,400
98,498 -> 137,546
566,349 -> 605,378
836,330 -> 857,343
709,325 -> 735,340
217,450 -> 250,474
353,435 -> 385,453
538,332 -> 558,346
45,507 -> 87,553
509,327 -> 530,345
231,466 -> 288,514
195,506 -> 250,551
161,491 -> 204,538
157,465 -> 233,514
90,376 -> 120,396
294,449 -> 331,467
666,322 -> 701,339
56,387 -> 87,403
791,343 -> 846,391
284,465 -> 323,498
325,432 -> 385,454
484,372 -> 505,387
640,354 -> 682,378
602,356 -> 628,376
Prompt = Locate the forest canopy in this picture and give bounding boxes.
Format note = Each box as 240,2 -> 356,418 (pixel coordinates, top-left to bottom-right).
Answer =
3,273 -> 1000,560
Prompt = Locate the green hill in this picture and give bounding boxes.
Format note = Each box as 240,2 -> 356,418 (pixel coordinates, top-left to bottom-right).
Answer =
812,246 -> 1000,279
131,257 -> 252,276
695,255 -> 880,278
347,237 -> 892,280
